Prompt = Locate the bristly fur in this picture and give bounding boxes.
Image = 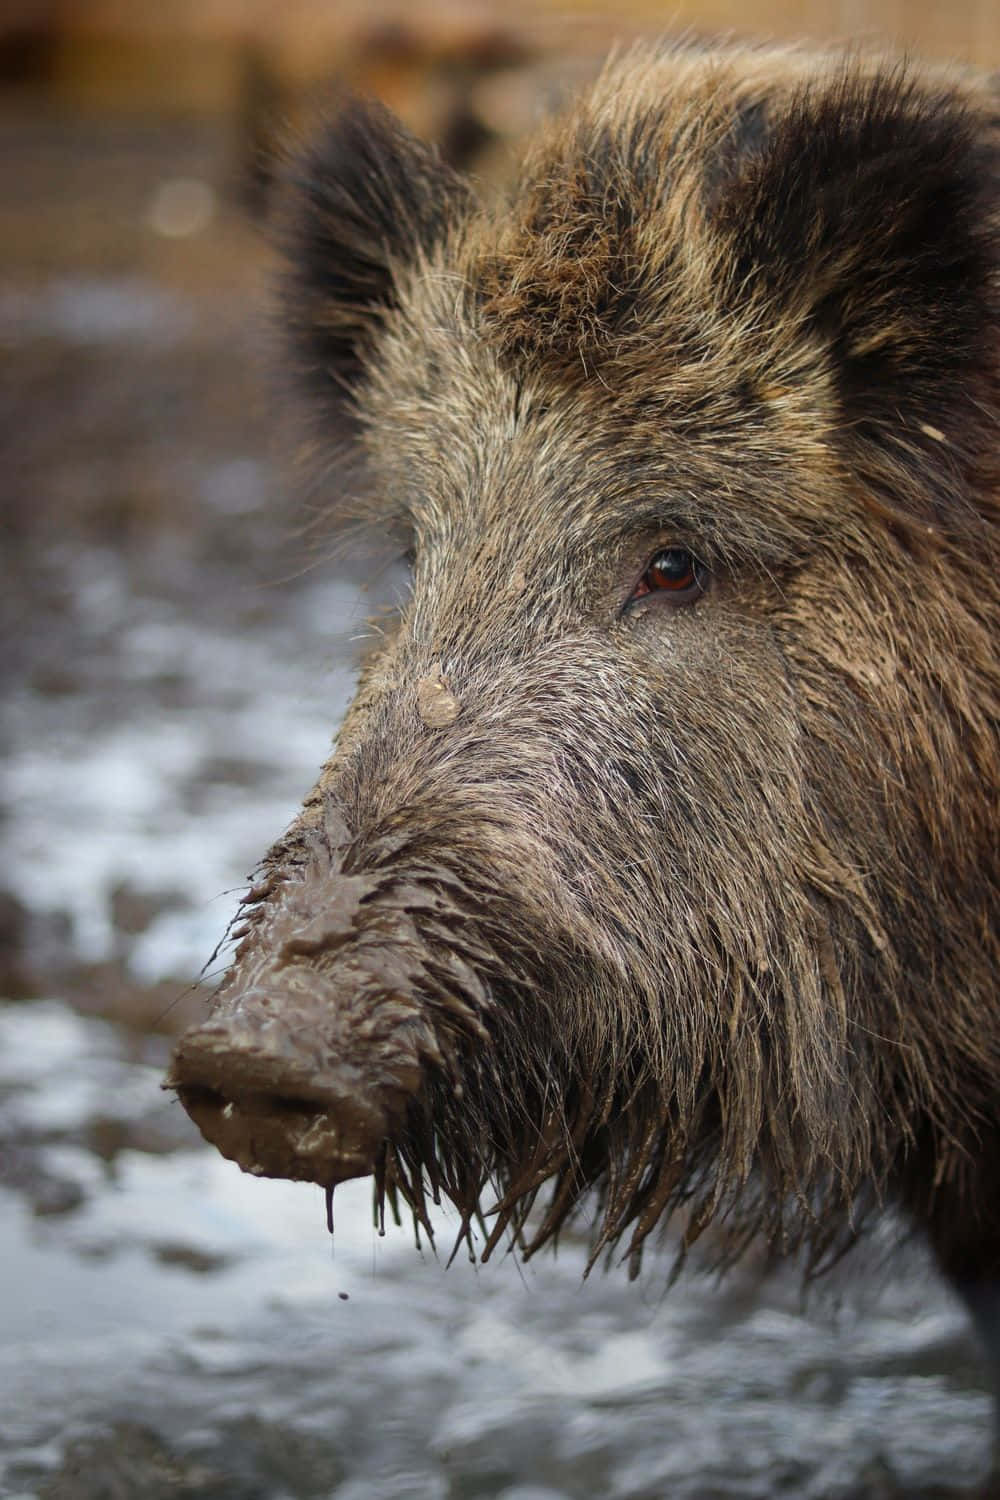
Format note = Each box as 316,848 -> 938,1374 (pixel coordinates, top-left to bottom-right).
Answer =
179,44 -> 999,1298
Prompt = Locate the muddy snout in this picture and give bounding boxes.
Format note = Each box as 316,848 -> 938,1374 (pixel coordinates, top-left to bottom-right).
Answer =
165,849 -> 456,1186
168,989 -> 408,1186
166,834 -> 496,1188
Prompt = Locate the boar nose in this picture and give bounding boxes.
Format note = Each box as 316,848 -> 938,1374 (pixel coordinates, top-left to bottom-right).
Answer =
166,994 -> 402,1186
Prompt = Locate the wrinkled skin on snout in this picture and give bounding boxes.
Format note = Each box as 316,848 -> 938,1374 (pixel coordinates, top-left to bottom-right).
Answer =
171,45 -> 1000,1311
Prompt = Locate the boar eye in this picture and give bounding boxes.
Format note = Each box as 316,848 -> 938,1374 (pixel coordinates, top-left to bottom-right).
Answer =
628,548 -> 707,607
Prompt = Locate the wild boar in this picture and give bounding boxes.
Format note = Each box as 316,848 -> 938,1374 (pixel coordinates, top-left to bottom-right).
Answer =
169,43 -> 1000,1381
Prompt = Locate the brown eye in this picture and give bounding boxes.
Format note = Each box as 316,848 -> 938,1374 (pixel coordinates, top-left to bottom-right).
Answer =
629,548 -> 707,606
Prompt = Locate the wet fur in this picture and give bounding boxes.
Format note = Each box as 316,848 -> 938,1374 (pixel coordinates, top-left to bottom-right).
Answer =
255,44 -> 999,1288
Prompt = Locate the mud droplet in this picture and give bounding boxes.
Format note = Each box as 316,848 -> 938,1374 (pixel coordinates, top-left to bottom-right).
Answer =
338,1291 -> 349,1301
416,663 -> 460,729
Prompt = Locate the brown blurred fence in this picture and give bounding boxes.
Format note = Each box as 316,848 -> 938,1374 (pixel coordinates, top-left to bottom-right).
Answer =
1,0 -> 997,128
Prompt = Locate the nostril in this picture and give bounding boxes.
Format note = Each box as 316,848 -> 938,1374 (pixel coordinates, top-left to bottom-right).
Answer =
174,1078 -> 385,1187
175,1082 -> 322,1121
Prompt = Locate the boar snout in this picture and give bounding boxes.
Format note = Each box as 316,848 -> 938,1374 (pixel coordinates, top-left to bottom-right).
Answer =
169,820 -> 498,1193
168,989 -> 408,1187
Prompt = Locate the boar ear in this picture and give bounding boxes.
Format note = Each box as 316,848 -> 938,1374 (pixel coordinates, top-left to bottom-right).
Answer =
721,72 -> 999,512
282,98 -> 474,409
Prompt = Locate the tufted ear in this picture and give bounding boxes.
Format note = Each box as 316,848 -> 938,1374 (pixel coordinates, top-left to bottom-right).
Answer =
718,71 -> 999,517
282,98 -> 474,415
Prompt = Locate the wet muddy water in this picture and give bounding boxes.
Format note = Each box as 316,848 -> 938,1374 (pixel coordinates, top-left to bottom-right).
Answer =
0,111 -> 994,1500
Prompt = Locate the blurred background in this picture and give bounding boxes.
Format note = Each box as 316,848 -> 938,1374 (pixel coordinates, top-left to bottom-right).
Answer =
2,4 -> 998,1499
